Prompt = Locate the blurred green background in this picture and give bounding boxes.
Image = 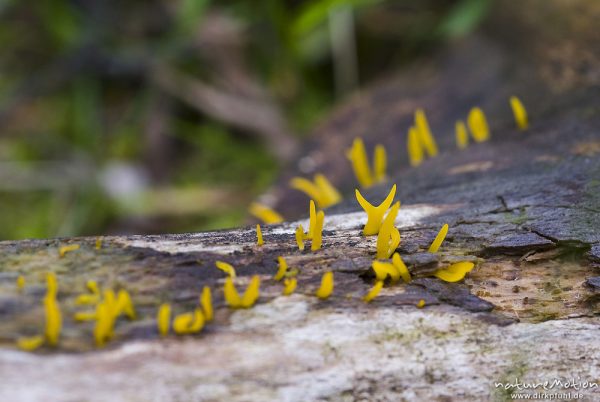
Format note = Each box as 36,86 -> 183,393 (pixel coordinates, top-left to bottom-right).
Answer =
0,0 -> 490,240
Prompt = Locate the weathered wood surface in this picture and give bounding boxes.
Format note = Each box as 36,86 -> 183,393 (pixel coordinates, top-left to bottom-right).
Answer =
1,1 -> 600,401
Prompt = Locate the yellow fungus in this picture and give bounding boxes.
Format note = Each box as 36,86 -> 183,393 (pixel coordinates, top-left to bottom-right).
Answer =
510,96 -> 528,130
371,261 -> 399,283
216,261 -> 236,278
392,253 -> 411,283
428,223 -> 449,253
95,237 -> 103,250
46,272 -> 57,297
248,202 -> 284,224
346,138 -> 373,188
173,309 -> 205,334
240,275 -> 261,308
75,294 -> 99,305
355,184 -> 397,236
315,272 -> 334,299
115,289 -> 136,320
59,244 -> 80,258
417,299 -> 426,308
307,200 -> 317,239
256,224 -> 264,246
224,276 -> 242,307
407,126 -> 423,167
455,120 -> 469,149
17,335 -> 44,351
157,303 -> 171,337
94,300 -> 114,347
73,311 -> 97,321
290,174 -> 341,208
376,201 -> 401,259
363,281 -> 384,303
17,275 -> 25,291
415,109 -> 438,157
282,278 -> 297,296
86,280 -> 100,294
467,107 -> 490,142
311,211 -> 325,251
44,274 -> 61,346
434,261 -> 475,282
200,286 -> 213,321
295,224 -> 305,251
373,145 -> 387,183
274,256 -> 288,281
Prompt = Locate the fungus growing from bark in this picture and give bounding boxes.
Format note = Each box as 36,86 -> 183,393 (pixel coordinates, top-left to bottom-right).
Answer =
315,272 -> 334,299
249,202 -> 284,224
355,184 -> 397,236
289,173 -> 342,208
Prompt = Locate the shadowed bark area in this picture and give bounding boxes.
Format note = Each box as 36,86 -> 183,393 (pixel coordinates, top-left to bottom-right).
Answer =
1,1 -> 599,400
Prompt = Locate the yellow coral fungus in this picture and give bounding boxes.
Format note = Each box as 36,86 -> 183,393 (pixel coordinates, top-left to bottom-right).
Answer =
76,294 -> 99,305
417,299 -> 426,308
200,286 -> 213,321
248,202 -> 284,224
59,244 -> 80,258
46,272 -> 58,297
290,174 -> 341,208
455,120 -> 469,149
115,289 -> 136,320
311,211 -> 325,251
510,96 -> 528,130
74,311 -> 97,321
428,223 -> 449,253
467,107 -> 490,142
371,261 -> 400,283
87,280 -> 99,295
373,145 -> 387,183
94,299 -> 114,347
392,253 -> 411,283
315,271 -> 334,299
282,278 -> 297,296
224,276 -> 242,307
274,256 -> 288,281
17,335 -> 44,351
224,275 -> 261,308
346,138 -> 387,188
44,274 -> 61,346
307,200 -> 317,239
434,261 -> 475,282
295,224 -> 305,251
362,280 -> 384,303
173,309 -> 205,334
407,126 -> 423,167
157,303 -> 171,337
17,275 -> 25,291
376,201 -> 401,259
256,224 -> 264,246
355,184 -> 397,236
95,237 -> 103,250
414,109 -> 439,157
216,261 -> 236,278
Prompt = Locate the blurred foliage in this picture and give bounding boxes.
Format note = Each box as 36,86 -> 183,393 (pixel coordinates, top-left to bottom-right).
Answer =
0,0 -> 490,240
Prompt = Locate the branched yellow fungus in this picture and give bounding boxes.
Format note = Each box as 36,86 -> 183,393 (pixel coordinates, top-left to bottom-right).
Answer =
355,184 -> 397,236
282,278 -> 297,296
290,174 -> 341,208
17,275 -> 25,291
510,96 -> 528,130
248,202 -> 284,224
373,145 -> 387,183
392,253 -> 411,283
115,289 -> 136,320
274,256 -> 288,281
467,107 -> 490,142
157,303 -> 171,337
311,211 -> 325,251
95,237 -> 103,250
346,138 -> 387,188
315,271 -> 334,299
256,224 -> 264,246
455,120 -> 469,149
74,311 -> 97,321
376,201 -> 401,259
371,261 -> 399,283
59,244 -> 80,258
414,109 -> 438,157
407,127 -> 423,167
428,223 -> 449,253
433,261 -> 475,282
224,277 -> 242,307
362,280 -> 384,303
295,224 -> 305,251
417,299 -> 426,308
173,309 -> 205,334
17,335 -> 44,351
216,261 -> 236,278
240,275 -> 261,308
200,286 -> 213,321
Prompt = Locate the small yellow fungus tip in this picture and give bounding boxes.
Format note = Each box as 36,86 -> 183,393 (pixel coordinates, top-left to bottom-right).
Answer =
362,281 -> 384,303
311,210 -> 325,251
315,271 -> 334,299
87,280 -> 100,295
371,253 -> 411,284
256,224 -> 264,246
346,138 -> 387,188
157,303 -> 171,337
417,299 -> 426,309
455,120 -> 469,150
376,202 -> 401,259
200,286 -> 213,321
17,335 -> 44,351
95,237 -> 103,250
248,202 -> 284,224
173,309 -> 205,335
428,223 -> 449,253
17,275 -> 25,291
282,278 -> 297,296
392,253 -> 411,283
115,289 -> 136,320
510,96 -> 528,130
407,126 -> 423,167
434,261 -> 475,282
290,174 -> 341,208
415,109 -> 438,157
224,276 -> 261,309
216,261 -> 236,278
467,107 -> 490,142
274,256 -> 288,281
295,224 -> 305,251
59,244 -> 80,258
355,184 -> 397,236
373,145 -> 387,183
